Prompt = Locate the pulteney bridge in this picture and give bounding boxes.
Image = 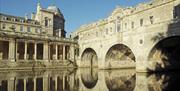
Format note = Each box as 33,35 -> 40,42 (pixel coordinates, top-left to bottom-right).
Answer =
73,0 -> 180,72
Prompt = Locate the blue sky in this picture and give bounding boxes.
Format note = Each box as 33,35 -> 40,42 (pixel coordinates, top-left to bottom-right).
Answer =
0,0 -> 149,34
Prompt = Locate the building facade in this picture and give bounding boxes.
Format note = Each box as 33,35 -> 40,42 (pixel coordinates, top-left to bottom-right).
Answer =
73,0 -> 180,72
0,3 -> 77,69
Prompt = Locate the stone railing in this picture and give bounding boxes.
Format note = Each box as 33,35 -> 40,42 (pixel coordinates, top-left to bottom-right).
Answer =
0,30 -> 77,43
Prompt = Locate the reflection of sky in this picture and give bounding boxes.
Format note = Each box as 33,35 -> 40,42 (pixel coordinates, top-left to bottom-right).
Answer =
0,0 -> 149,34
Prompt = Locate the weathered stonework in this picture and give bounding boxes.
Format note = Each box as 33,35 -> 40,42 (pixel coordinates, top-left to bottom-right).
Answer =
73,0 -> 180,72
0,3 -> 78,69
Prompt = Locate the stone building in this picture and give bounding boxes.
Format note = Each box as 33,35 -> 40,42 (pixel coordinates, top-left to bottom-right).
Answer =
72,0 -> 180,72
0,3 -> 77,69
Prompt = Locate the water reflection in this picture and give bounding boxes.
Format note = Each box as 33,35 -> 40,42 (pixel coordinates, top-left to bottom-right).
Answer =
105,70 -> 135,91
0,69 -> 179,91
81,68 -> 98,89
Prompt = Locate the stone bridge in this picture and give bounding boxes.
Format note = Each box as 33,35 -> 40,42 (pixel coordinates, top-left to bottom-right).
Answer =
73,0 -> 180,72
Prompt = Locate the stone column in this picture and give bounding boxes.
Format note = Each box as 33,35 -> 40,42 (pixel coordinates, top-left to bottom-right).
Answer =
8,39 -> 15,62
34,43 -> 37,60
0,41 -> 3,60
24,79 -> 27,91
48,44 -> 51,60
8,77 -> 15,91
70,44 -> 75,62
63,75 -> 65,90
43,42 -> 49,61
15,41 -> 18,61
43,75 -> 48,91
55,44 -> 58,60
63,45 -> 66,61
33,77 -> 36,91
15,79 -> 17,91
53,76 -> 58,91
24,42 -> 27,60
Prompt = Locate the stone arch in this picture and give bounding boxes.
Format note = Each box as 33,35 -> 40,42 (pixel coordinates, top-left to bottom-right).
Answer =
105,44 -> 136,62
81,48 -> 98,67
104,44 -> 136,69
148,36 -> 180,71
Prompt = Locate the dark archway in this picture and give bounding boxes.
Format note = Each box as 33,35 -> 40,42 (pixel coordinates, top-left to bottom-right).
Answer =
148,36 -> 180,71
105,44 -> 135,62
81,48 -> 98,67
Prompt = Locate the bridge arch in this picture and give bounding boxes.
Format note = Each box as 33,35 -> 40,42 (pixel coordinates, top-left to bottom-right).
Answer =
105,44 -> 136,68
148,36 -> 180,71
81,48 -> 98,67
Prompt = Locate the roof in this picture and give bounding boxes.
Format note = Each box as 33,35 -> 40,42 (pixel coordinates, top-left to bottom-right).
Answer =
0,13 -> 40,25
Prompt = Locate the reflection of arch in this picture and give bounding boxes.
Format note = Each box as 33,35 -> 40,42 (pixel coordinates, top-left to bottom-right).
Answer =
81,68 -> 98,89
81,48 -> 98,67
105,44 -> 135,62
148,36 -> 180,70
105,75 -> 136,91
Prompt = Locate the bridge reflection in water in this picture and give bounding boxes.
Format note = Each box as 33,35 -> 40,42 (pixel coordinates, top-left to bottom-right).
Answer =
0,68 -> 179,91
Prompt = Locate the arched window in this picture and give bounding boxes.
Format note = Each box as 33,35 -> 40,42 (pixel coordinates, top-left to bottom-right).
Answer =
2,23 -> 6,29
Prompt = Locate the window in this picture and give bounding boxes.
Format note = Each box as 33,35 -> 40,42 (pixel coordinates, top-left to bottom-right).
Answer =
2,24 -> 6,29
140,19 -> 143,26
2,16 -> 7,20
20,19 -> 24,23
45,17 -> 48,27
110,27 -> 112,32
11,25 -> 16,30
106,28 -> 108,34
117,24 -> 120,32
173,5 -> 180,19
131,22 -> 134,29
35,28 -> 38,33
12,18 -> 16,21
6,17 -> 10,21
39,29 -> 42,33
125,23 -> 127,29
150,16 -> 154,24
27,27 -> 31,32
20,26 -> 23,31
96,32 -> 98,37
35,28 -> 41,33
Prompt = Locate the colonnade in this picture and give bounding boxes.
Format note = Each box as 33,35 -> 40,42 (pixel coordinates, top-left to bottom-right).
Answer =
0,38 -> 76,62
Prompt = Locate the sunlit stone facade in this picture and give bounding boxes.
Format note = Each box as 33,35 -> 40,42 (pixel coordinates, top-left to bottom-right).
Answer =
0,3 -> 77,69
72,0 -> 180,72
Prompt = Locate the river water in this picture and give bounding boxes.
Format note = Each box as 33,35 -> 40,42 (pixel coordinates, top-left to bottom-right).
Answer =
0,68 -> 179,91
